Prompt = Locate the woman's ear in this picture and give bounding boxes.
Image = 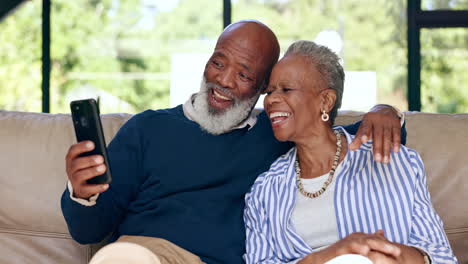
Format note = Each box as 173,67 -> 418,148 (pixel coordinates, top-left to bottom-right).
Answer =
320,89 -> 337,113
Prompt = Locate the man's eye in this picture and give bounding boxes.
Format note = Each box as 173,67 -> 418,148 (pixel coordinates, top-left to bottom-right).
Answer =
212,60 -> 222,67
283,88 -> 292,92
239,72 -> 252,81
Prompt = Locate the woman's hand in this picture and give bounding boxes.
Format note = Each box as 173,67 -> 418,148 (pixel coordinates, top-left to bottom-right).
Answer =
298,231 -> 401,264
367,251 -> 398,264
349,104 -> 402,163
298,230 -> 427,264
368,231 -> 427,264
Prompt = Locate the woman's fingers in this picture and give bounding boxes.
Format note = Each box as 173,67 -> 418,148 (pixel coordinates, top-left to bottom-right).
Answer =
332,232 -> 400,259
367,251 -> 398,264
365,236 -> 401,258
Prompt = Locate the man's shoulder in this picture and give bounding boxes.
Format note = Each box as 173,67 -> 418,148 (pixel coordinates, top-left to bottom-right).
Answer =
125,105 -> 185,127
254,109 -> 268,122
135,105 -> 184,120
250,109 -> 273,133
115,105 -> 186,138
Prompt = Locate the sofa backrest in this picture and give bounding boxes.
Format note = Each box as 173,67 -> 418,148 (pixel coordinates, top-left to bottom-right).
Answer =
335,111 -> 468,262
0,110 -> 467,263
0,111 -> 131,264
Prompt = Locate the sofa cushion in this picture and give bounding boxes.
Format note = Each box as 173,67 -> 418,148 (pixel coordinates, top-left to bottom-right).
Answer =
0,231 -> 89,264
0,111 -> 130,263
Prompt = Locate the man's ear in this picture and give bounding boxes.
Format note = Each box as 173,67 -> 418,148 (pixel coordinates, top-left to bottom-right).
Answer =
321,89 -> 337,113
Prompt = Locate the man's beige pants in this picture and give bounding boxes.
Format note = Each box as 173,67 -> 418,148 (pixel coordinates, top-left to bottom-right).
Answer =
89,235 -> 206,264
88,236 -> 373,264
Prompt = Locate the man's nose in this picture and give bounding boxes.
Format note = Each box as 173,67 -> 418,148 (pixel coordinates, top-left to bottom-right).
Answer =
216,68 -> 235,89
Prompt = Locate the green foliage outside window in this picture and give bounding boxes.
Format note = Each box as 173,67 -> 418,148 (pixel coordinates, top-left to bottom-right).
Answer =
421,28 -> 468,113
0,0 -> 42,112
0,0 -> 467,113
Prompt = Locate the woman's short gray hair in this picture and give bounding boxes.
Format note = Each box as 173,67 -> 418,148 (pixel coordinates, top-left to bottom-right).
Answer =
284,40 -> 344,125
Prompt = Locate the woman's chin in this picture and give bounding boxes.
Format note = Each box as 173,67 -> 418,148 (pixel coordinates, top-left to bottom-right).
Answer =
273,130 -> 291,142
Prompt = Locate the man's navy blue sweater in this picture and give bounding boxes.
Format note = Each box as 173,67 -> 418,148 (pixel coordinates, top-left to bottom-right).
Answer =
61,105 -> 386,263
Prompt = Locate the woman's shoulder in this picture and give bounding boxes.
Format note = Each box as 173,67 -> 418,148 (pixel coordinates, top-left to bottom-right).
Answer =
249,147 -> 296,191
393,145 -> 426,173
268,147 -> 296,173
337,126 -> 424,169
336,126 -> 425,179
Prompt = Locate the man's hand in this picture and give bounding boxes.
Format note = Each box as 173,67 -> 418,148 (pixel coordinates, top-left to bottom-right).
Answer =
65,141 -> 109,199
349,105 -> 402,163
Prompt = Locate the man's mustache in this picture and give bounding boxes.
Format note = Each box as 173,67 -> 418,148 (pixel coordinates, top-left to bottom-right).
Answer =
204,82 -> 238,103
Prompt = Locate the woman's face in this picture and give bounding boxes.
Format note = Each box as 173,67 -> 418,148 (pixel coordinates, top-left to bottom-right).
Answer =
264,54 -> 329,142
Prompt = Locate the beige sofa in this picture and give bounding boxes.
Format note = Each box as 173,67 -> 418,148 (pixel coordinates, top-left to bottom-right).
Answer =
0,110 -> 467,264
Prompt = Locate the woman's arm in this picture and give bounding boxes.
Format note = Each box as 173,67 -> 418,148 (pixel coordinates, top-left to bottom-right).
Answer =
404,151 -> 458,264
244,174 -> 293,264
244,172 -> 306,264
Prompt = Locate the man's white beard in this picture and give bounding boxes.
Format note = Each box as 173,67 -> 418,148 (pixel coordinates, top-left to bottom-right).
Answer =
192,78 -> 260,135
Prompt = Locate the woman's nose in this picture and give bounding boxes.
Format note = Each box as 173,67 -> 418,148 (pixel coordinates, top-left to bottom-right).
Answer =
264,92 -> 281,107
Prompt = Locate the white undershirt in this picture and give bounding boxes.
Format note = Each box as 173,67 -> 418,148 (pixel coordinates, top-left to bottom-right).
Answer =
291,162 -> 343,250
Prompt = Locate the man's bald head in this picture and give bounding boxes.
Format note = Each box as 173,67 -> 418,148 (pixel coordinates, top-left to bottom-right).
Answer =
196,20 -> 280,134
222,20 -> 280,60
216,20 -> 280,90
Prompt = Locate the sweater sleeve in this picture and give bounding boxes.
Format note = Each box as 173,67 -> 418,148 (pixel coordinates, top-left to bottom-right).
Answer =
61,114 -> 145,244
406,151 -> 458,264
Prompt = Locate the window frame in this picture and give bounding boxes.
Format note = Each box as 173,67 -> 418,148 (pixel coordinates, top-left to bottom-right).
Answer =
34,0 -> 468,113
407,0 -> 468,111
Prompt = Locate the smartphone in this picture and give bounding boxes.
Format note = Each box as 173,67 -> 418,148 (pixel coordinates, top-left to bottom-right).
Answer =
70,99 -> 112,184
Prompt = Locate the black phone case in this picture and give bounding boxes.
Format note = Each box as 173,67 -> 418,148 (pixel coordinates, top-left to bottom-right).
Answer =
70,99 -> 112,184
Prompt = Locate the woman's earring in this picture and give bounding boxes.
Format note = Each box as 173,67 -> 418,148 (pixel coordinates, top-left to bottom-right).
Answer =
321,110 -> 329,122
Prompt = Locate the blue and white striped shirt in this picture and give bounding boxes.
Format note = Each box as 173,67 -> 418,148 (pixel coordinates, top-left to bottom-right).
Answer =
244,127 -> 457,264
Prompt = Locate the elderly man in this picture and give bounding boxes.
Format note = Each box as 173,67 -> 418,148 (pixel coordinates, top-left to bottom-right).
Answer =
61,20 -> 404,264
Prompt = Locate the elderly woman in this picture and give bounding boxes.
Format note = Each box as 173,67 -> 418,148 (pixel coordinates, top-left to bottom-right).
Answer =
243,41 -> 457,264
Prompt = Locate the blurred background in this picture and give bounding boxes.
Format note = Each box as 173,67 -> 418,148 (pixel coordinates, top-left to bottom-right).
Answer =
0,0 -> 467,114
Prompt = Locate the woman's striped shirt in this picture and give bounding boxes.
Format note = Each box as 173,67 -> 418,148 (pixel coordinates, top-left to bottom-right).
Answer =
244,127 -> 457,264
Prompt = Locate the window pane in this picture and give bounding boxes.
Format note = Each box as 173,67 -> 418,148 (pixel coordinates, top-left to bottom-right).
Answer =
422,0 -> 468,10
421,28 -> 468,113
233,0 -> 408,111
0,1 -> 42,112
51,0 -> 222,114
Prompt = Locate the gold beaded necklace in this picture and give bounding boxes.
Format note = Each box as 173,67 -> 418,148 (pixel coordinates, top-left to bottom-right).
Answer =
295,129 -> 342,198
